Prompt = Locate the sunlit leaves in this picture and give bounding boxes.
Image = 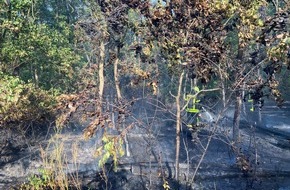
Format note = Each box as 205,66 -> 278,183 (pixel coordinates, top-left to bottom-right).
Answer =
0,73 -> 23,113
95,134 -> 125,171
1,21 -> 81,91
163,180 -> 171,190
268,36 -> 290,66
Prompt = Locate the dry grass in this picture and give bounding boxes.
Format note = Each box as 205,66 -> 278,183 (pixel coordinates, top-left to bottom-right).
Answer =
38,129 -> 82,190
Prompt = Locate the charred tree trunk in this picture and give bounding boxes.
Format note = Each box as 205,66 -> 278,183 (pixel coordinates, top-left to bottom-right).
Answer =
175,71 -> 184,181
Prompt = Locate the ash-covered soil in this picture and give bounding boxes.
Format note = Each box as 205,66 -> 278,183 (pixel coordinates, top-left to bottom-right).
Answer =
1,101 -> 290,190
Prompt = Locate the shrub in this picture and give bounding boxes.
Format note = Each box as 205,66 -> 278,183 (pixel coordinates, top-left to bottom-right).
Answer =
0,72 -> 57,129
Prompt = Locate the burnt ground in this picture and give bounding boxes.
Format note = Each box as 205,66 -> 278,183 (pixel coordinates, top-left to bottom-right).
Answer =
1,100 -> 290,189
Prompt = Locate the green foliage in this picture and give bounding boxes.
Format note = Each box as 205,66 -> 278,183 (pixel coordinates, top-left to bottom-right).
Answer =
36,0 -> 85,26
27,175 -> 45,190
0,0 -> 84,92
1,23 -> 81,91
27,169 -> 50,190
20,168 -> 54,190
0,5 -> 87,189
0,72 -> 57,128
95,133 -> 125,171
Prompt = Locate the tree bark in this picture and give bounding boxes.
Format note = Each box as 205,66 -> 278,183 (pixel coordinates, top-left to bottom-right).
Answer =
175,71 -> 184,181
98,41 -> 105,111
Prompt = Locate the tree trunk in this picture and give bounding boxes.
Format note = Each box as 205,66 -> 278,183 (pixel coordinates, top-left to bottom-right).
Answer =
233,91 -> 242,144
233,37 -> 244,145
175,71 -> 184,181
222,80 -> 226,108
242,82 -> 246,115
34,67 -> 39,88
114,49 -> 122,101
98,41 -> 105,110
